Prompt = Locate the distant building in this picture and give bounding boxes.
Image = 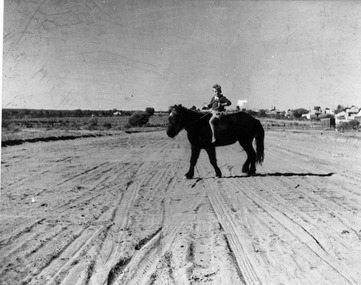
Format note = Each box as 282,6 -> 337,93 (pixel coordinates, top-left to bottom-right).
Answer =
323,108 -> 334,115
335,106 -> 360,124
285,109 -> 293,118
302,107 -> 322,120
266,106 -> 283,116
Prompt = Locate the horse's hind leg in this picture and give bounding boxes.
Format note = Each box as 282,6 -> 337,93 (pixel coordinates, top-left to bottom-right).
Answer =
240,141 -> 256,175
205,146 -> 222,178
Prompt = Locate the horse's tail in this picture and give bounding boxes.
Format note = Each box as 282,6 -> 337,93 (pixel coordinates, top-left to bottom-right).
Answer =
255,120 -> 265,164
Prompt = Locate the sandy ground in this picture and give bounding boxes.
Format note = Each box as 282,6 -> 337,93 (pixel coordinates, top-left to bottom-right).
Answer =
1,129 -> 361,285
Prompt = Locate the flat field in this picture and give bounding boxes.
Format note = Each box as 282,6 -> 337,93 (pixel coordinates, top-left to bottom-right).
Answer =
1,128 -> 361,284
1,115 -> 168,142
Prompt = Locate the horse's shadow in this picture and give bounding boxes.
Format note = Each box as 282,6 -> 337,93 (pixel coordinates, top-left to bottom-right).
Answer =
225,172 -> 335,178
189,172 -> 334,187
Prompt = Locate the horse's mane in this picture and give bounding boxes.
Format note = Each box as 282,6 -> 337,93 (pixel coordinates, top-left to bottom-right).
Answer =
172,104 -> 208,117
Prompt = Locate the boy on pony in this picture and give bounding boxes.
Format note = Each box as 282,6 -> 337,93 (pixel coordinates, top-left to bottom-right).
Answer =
204,84 -> 231,143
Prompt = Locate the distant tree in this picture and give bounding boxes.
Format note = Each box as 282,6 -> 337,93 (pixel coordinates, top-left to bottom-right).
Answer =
122,110 -> 134,116
74,109 -> 83,117
257,109 -> 267,118
334,104 -> 345,114
145,107 -> 155,115
128,111 -> 150,127
319,113 -> 334,119
190,105 -> 197,111
246,109 -> 257,116
85,117 -> 98,130
83,110 -> 92,117
292,108 -> 309,119
129,107 -> 156,126
103,122 -> 112,130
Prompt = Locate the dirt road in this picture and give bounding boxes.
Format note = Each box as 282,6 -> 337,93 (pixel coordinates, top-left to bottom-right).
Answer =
1,130 -> 361,285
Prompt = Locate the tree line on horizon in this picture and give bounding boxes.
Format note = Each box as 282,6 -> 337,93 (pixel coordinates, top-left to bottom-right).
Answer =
1,108 -> 156,120
1,104 -> 355,120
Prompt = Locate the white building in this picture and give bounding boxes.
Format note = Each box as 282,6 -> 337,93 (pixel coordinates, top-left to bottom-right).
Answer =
335,106 -> 360,124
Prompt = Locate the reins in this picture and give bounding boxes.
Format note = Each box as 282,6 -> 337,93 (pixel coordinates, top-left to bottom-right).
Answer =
183,111 -> 210,128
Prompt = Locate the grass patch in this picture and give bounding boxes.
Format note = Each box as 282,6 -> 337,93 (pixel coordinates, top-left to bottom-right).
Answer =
260,118 -> 322,130
336,120 -> 360,132
2,115 -> 169,142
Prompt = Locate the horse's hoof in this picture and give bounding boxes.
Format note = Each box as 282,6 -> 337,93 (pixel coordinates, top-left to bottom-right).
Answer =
242,167 -> 249,174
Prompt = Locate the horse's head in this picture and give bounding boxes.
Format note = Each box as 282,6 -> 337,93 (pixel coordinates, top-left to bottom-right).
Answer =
167,104 -> 186,138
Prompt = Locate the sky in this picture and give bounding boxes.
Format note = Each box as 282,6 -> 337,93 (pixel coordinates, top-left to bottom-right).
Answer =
2,0 -> 361,111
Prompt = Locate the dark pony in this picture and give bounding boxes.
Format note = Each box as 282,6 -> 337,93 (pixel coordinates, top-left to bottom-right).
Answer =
167,105 -> 264,179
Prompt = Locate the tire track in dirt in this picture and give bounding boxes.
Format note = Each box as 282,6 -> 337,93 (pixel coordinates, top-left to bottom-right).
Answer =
88,160 -> 178,285
248,174 -> 361,275
188,155 -> 260,284
190,130 -> 361,284
110,186 -> 207,285
0,218 -> 46,248
269,176 -> 361,233
1,162 -> 134,253
101,168 -> 181,284
49,163 -> 136,215
11,225 -> 87,284
41,166 -> 145,285
265,131 -> 361,185
1,134 -> 183,285
107,154 -> 243,285
32,226 -> 106,285
2,130 -> 361,284
263,132 -> 361,237
2,150 -> 146,283
225,177 -> 359,285
202,177 -> 262,285
13,161 -> 142,285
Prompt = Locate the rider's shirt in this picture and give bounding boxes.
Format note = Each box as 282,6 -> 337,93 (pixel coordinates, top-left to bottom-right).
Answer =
207,95 -> 231,112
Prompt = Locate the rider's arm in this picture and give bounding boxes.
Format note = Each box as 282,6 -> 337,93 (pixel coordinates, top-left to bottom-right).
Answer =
220,97 -> 231,107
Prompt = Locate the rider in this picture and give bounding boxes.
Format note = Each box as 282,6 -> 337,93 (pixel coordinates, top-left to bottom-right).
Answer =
205,84 -> 231,143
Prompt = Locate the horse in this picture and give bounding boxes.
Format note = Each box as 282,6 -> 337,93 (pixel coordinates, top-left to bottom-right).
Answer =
166,104 -> 265,179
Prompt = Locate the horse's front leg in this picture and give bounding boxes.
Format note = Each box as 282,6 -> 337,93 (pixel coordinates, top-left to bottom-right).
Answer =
205,146 -> 222,178
185,145 -> 201,179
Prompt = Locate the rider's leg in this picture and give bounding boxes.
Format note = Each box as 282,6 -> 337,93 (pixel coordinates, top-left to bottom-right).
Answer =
209,115 -> 217,143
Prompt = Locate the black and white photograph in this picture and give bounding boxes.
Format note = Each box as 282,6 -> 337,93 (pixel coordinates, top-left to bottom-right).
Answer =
1,1 -> 361,284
